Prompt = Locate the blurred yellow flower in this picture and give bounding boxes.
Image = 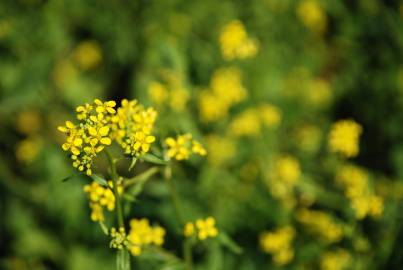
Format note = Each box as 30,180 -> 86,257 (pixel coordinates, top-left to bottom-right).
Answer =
259,104 -> 282,128
297,208 -> 343,243
320,249 -> 351,270
305,79 -> 332,108
183,222 -> 195,237
297,0 -> 327,34
73,40 -> 102,70
328,119 -> 362,158
219,20 -> 258,60
165,133 -> 206,161
198,67 -> 247,122
16,110 -> 42,135
229,109 -> 261,137
195,217 -> 218,240
206,134 -> 236,167
260,226 -> 295,266
15,137 -> 42,163
127,218 -> 165,256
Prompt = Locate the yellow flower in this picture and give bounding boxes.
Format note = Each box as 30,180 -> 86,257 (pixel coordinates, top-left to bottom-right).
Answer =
111,99 -> 157,157
295,124 -> 322,153
305,79 -> 332,108
127,218 -> 166,256
148,81 -> 169,105
320,249 -> 351,270
259,226 -> 295,266
183,222 -> 195,237
328,119 -> 362,158
165,134 -> 206,161
195,217 -> 218,240
73,40 -> 102,70
296,208 -> 343,243
58,99 -> 116,175
16,110 -> 42,135
15,137 -> 42,163
192,140 -> 207,156
198,67 -> 247,122
229,109 -> 261,137
110,227 -> 128,250
84,181 -> 116,222
219,20 -> 258,60
259,104 -> 282,128
297,0 -> 327,34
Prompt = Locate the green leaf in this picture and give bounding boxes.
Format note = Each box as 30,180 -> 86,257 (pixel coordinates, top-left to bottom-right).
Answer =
98,221 -> 109,235
90,174 -> 108,186
128,157 -> 137,171
217,232 -> 243,254
116,249 -> 131,270
141,153 -> 168,165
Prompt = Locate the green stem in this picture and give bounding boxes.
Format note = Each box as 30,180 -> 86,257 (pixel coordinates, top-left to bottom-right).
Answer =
124,166 -> 160,188
164,165 -> 193,269
164,165 -> 184,226
183,238 -> 193,270
105,150 -> 124,228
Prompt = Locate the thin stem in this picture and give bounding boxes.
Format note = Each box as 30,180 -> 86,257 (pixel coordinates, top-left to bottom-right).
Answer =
105,150 -> 124,228
164,165 -> 184,226
183,238 -> 193,270
164,164 -> 193,270
124,166 -> 160,188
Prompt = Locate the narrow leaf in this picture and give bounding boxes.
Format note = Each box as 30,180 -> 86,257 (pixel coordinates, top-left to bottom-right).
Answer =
91,174 -> 108,186
128,157 -> 137,171
141,153 -> 167,165
98,221 -> 109,235
218,232 -> 243,254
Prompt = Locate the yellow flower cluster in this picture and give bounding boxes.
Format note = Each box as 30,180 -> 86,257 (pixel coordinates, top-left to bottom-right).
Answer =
336,165 -> 384,219
266,155 -> 301,206
219,20 -> 258,60
58,99 -> 116,176
148,70 -> 190,112
110,99 -> 157,157
84,181 -> 118,222
127,218 -> 166,256
183,217 -> 218,240
296,208 -> 343,243
320,249 -> 351,270
297,0 -> 327,34
328,119 -> 362,158
110,227 -> 128,250
259,226 -> 295,266
229,104 -> 282,137
198,67 -> 247,122
165,133 -> 206,161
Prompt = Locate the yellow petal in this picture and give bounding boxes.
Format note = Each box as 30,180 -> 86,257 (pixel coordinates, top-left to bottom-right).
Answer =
106,100 -> 116,107
94,99 -> 103,105
98,126 -> 110,136
71,147 -> 80,156
165,137 -> 176,146
90,138 -> 98,146
146,136 -> 155,143
73,138 -> 83,146
66,121 -> 74,129
62,143 -> 70,151
100,137 -> 111,145
58,126 -> 67,133
88,127 -> 98,136
96,145 -> 105,153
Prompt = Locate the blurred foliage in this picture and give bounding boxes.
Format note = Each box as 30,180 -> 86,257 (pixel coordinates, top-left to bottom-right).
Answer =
1,0 -> 403,269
